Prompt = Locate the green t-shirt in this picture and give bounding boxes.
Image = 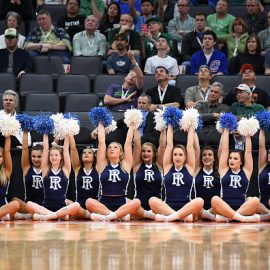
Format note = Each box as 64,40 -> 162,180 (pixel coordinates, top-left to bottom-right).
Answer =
79,0 -> 105,17
230,102 -> 265,118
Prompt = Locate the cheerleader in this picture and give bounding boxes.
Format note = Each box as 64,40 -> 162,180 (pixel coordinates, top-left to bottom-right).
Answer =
149,125 -> 204,222
86,123 -> 141,221
211,128 -> 260,222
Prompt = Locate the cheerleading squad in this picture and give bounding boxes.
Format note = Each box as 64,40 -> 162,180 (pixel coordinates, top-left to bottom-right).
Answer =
1,107 -> 270,223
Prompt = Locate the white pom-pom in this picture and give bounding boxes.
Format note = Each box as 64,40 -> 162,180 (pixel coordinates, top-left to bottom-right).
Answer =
180,108 -> 200,131
237,117 -> 260,137
216,121 -> 223,134
55,118 -> 80,139
0,114 -> 21,136
154,109 -> 166,131
51,113 -> 64,136
105,120 -> 117,134
124,109 -> 143,129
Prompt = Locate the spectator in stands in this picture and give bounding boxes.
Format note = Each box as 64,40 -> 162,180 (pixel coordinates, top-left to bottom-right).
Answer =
218,17 -> 249,61
145,66 -> 183,112
24,9 -> 72,64
113,0 -> 141,20
140,17 -> 173,59
79,0 -> 105,20
57,0 -> 85,41
243,0 -> 267,34
0,12 -> 25,49
258,11 -> 270,53
180,13 -> 208,72
195,82 -> 230,134
0,0 -> 33,21
144,36 -> 179,82
108,14 -> 141,56
264,50 -> 270,75
1,90 -> 31,148
190,30 -> 228,75
98,2 -> 121,39
36,0 -> 67,6
230,83 -> 264,117
229,34 -> 264,74
167,0 -> 195,52
206,0 -> 235,39
107,33 -> 139,75
0,28 -> 32,78
73,15 -> 107,57
185,65 -> 212,108
104,51 -> 143,112
155,0 -> 175,29
224,63 -> 270,109
135,0 -> 155,33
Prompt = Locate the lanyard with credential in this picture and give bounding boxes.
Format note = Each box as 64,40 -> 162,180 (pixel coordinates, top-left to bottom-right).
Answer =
158,85 -> 167,103
41,29 -> 52,43
199,86 -> 210,101
121,87 -> 130,99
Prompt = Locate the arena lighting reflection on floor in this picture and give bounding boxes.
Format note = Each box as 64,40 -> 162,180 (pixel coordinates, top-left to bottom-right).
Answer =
0,221 -> 269,270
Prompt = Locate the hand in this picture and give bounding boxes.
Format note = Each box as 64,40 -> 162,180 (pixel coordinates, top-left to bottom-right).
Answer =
120,25 -> 130,33
125,91 -> 137,103
127,49 -> 135,62
91,128 -> 98,140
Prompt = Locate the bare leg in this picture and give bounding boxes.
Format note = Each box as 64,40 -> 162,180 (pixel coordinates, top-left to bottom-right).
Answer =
85,198 -> 111,215
0,201 -> 20,219
12,197 -> 28,213
26,201 -> 53,215
237,197 -> 260,215
135,206 -> 156,220
177,198 -> 204,220
257,203 -> 270,214
149,197 -> 175,215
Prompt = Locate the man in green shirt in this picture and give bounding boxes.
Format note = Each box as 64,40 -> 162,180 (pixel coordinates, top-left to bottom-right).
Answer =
230,83 -> 265,118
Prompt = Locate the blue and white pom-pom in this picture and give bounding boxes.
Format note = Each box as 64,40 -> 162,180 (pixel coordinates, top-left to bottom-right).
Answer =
180,108 -> 201,131
163,107 -> 183,129
256,111 -> 270,131
154,108 -> 166,131
105,120 -> 117,134
124,108 -> 143,129
237,117 -> 260,137
216,113 -> 238,133
88,107 -> 113,128
0,113 -> 20,137
33,113 -> 55,134
16,113 -> 35,131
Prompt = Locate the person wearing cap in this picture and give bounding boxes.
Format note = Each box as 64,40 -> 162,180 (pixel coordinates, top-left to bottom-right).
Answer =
224,63 -> 270,109
140,17 -> 173,59
190,30 -> 228,75
73,15 -> 107,57
185,65 -> 212,108
24,9 -> 72,64
104,50 -> 143,112
135,0 -> 155,33
144,36 -> 179,82
0,28 -> 32,78
145,66 -> 184,112
106,33 -> 140,74
230,83 -> 264,118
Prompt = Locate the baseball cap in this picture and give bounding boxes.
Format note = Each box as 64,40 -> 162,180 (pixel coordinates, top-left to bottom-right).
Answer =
234,84 -> 252,95
141,0 -> 154,6
4,28 -> 17,38
146,17 -> 161,24
241,63 -> 255,74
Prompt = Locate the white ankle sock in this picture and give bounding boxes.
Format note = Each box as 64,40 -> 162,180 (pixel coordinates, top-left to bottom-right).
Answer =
85,211 -> 91,219
232,212 -> 244,222
166,212 -> 180,222
105,212 -> 118,221
143,210 -> 156,219
201,210 -> 215,221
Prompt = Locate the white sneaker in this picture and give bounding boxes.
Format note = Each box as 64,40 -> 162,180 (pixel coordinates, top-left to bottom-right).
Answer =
90,213 -> 107,221
120,214 -> 130,222
33,213 -> 47,221
244,214 -> 261,223
184,214 -> 193,222
155,214 -> 168,222
2,214 -> 10,221
215,214 -> 229,223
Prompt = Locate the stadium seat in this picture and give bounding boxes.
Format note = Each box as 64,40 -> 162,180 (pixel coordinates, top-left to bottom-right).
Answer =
205,129 -> 221,149
40,5 -> 67,23
143,75 -> 156,91
189,6 -> 215,17
111,111 -> 124,122
70,56 -> 103,75
228,5 -> 246,17
24,93 -> 60,114
256,76 -> 270,93
19,73 -> 53,96
64,93 -> 99,112
33,56 -> 65,75
0,73 -> 16,92
212,75 -> 242,95
176,75 -> 198,95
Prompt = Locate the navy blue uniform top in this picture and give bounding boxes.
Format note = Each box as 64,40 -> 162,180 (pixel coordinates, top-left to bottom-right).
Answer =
42,169 -> 69,211
0,182 -> 8,207
76,167 -> 99,207
24,166 -> 43,205
99,163 -> 130,196
134,163 -> 163,208
164,166 -> 193,207
195,168 -> 221,209
221,169 -> 249,210
259,164 -> 270,209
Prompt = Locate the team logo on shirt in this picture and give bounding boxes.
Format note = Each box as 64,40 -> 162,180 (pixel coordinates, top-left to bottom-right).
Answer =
144,169 -> 155,182
82,176 -> 93,190
209,60 -> 220,73
172,173 -> 185,186
108,169 -> 121,183
32,175 -> 43,189
203,175 -> 214,188
229,175 -> 242,188
49,176 -> 62,190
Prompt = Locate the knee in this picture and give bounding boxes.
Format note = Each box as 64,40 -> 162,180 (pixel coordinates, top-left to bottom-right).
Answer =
130,198 -> 141,209
85,198 -> 96,210
247,196 -> 260,206
148,197 -> 160,206
194,197 -> 204,208
10,200 -> 20,210
211,196 -> 221,207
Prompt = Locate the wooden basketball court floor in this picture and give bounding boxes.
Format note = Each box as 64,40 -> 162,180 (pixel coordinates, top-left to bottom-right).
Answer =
1,221 -> 270,270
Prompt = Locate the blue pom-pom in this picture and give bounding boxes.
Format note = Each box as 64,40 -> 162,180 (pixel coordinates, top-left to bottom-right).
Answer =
63,113 -> 80,125
256,110 -> 270,130
196,115 -> 203,131
219,113 -> 238,132
163,107 -> 183,128
33,113 -> 55,134
88,107 -> 113,128
16,114 -> 34,131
